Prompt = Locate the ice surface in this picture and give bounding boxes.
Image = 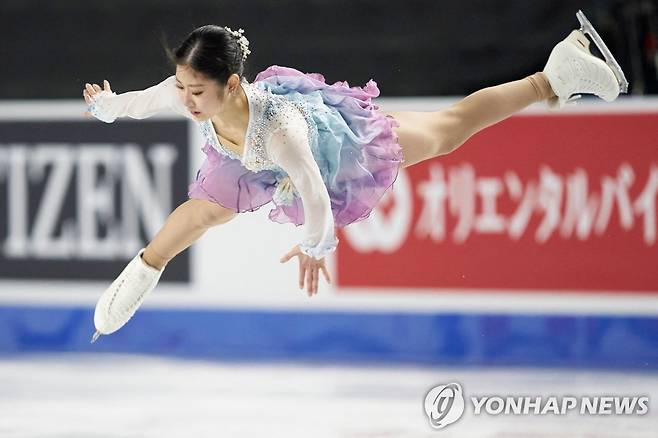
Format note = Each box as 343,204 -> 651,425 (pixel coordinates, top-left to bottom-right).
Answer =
0,354 -> 656,437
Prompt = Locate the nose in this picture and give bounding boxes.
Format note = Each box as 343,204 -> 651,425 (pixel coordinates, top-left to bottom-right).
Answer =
180,93 -> 195,109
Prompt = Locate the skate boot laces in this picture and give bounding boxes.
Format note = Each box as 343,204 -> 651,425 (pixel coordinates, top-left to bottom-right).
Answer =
91,249 -> 165,343
107,265 -> 153,323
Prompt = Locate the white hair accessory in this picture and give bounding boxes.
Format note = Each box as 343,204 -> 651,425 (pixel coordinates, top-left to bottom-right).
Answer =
224,27 -> 251,62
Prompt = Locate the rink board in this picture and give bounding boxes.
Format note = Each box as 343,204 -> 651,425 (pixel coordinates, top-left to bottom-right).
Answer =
0,305 -> 657,369
0,98 -> 657,368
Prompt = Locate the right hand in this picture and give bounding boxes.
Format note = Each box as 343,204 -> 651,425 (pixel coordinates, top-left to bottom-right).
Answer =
83,80 -> 112,118
280,244 -> 331,297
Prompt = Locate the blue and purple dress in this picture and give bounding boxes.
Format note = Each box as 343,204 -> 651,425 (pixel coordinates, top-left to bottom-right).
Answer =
88,65 -> 404,259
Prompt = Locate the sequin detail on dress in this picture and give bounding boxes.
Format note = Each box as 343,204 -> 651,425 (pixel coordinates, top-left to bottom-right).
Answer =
197,80 -> 317,174
242,81 -> 318,173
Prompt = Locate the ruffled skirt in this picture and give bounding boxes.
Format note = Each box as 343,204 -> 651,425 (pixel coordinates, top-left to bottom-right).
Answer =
188,65 -> 404,228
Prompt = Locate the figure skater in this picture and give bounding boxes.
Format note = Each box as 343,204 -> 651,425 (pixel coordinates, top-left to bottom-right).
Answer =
86,11 -> 628,342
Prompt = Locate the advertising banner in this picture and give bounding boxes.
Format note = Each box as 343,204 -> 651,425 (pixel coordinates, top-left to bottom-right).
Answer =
338,113 -> 658,292
0,119 -> 191,282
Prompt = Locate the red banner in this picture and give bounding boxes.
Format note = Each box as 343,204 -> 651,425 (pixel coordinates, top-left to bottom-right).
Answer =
337,113 -> 658,292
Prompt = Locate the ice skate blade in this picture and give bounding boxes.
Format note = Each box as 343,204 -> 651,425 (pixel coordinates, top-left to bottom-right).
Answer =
576,10 -> 629,93
90,330 -> 102,344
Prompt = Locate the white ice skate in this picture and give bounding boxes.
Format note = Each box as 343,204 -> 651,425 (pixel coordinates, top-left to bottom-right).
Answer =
543,10 -> 629,109
91,248 -> 165,343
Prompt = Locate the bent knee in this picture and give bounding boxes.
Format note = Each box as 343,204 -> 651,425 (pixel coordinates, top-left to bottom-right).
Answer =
191,199 -> 237,227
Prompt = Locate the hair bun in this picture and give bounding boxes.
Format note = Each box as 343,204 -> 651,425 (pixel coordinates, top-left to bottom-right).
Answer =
224,27 -> 251,62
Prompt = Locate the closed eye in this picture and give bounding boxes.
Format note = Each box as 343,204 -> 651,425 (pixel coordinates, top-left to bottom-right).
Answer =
175,85 -> 203,96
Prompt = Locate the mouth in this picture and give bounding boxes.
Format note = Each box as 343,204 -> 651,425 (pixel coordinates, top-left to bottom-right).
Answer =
190,110 -> 202,116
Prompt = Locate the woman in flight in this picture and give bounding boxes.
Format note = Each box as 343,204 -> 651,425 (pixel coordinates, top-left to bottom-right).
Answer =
86,11 -> 627,342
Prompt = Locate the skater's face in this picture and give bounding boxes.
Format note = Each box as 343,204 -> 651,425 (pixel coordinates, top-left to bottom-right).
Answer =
174,64 -> 236,120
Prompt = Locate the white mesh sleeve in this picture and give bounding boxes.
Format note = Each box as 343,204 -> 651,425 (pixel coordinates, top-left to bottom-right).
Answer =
87,76 -> 192,123
267,108 -> 338,260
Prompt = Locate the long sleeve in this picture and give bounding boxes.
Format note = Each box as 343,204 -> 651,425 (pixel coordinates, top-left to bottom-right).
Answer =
88,76 -> 192,123
266,108 -> 338,260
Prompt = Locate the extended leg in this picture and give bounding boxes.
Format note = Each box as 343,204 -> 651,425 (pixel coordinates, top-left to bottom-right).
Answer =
383,72 -> 554,168
385,10 -> 627,168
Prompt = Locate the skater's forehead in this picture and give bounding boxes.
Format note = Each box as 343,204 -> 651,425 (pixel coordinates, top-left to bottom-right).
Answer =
175,77 -> 205,87
175,65 -> 209,87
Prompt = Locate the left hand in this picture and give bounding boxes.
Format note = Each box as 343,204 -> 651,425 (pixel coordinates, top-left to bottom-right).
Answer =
83,80 -> 112,118
280,245 -> 331,296
83,80 -> 112,103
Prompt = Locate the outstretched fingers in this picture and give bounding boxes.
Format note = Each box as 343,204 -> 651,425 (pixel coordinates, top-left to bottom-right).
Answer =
306,266 -> 313,296
83,82 -> 108,103
298,258 -> 305,290
280,245 -> 329,297
320,265 -> 331,284
312,267 -> 319,296
85,83 -> 95,95
280,246 -> 298,264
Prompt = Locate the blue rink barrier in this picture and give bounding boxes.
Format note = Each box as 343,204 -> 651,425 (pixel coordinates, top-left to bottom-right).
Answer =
0,305 -> 656,369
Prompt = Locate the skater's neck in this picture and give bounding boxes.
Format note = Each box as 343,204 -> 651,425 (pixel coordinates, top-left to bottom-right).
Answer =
211,83 -> 249,144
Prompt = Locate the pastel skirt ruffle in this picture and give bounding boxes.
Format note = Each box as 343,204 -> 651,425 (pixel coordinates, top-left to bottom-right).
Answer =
188,65 -> 404,228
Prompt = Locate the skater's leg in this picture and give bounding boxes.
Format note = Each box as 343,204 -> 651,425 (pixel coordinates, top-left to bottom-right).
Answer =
434,72 -> 554,155
142,199 -> 236,269
386,12 -> 628,168
92,199 -> 235,340
383,72 -> 554,168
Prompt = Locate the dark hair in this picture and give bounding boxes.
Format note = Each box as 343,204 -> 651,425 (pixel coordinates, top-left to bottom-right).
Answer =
166,25 -> 247,86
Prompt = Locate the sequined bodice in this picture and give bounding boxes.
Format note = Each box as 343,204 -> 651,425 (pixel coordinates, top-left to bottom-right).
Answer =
198,80 -> 315,173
